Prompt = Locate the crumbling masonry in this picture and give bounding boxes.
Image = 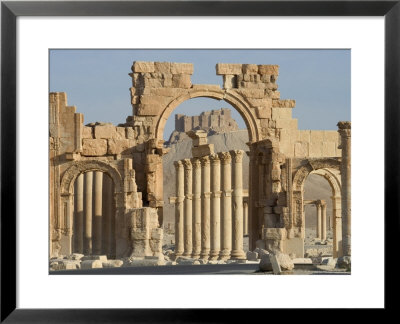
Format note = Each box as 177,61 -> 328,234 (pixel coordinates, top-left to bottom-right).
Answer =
50,61 -> 350,260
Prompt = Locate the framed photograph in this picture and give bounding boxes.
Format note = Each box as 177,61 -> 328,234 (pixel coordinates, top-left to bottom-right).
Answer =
1,0 -> 398,321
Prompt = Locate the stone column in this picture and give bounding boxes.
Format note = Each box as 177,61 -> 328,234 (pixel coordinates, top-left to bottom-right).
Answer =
316,202 -> 322,240
230,150 -> 246,260
332,196 -> 342,258
321,202 -> 327,241
243,200 -> 248,235
191,158 -> 202,259
174,160 -> 184,257
200,156 -> 211,260
74,173 -> 84,253
338,121 -> 351,256
218,152 -> 232,260
183,159 -> 193,257
102,174 -> 113,256
93,171 -> 103,255
84,171 -> 93,255
209,153 -> 221,260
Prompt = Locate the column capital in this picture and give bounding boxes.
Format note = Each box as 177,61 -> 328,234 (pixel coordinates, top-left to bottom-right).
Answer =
174,160 -> 183,169
182,158 -> 192,170
212,191 -> 222,198
190,157 -> 201,168
229,149 -> 244,163
218,151 -> 232,164
202,192 -> 212,198
209,153 -> 220,165
337,121 -> 351,137
200,155 -> 210,166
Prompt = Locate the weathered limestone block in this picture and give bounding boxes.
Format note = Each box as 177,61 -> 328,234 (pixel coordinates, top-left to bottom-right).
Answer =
255,107 -> 271,119
309,141 -> 323,157
102,260 -> 124,268
258,65 -> 279,75
271,107 -> 293,120
107,139 -> 131,155
276,119 -> 298,130
82,255 -> 107,262
82,139 -> 107,156
150,88 -> 188,97
170,62 -> 194,75
323,131 -> 339,142
137,104 -> 162,116
275,252 -> 294,271
115,127 -> 126,139
154,62 -> 171,73
264,228 -> 287,241
69,253 -> 84,260
242,64 -> 258,74
236,89 -> 265,99
82,127 -> 93,139
294,142 -> 309,157
81,260 -> 103,269
143,78 -> 163,88
94,124 -> 116,139
132,61 -> 155,73
126,207 -> 162,258
216,63 -> 242,75
126,127 -> 135,139
139,95 -> 172,106
322,142 -> 337,156
192,144 -> 214,158
223,75 -> 236,89
246,251 -> 258,261
259,253 -> 273,271
272,99 -> 296,108
269,254 -> 282,274
172,74 -> 192,88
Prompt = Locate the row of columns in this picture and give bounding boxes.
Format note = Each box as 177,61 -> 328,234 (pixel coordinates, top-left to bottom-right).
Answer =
174,150 -> 246,260
73,171 -> 115,256
305,199 -> 328,241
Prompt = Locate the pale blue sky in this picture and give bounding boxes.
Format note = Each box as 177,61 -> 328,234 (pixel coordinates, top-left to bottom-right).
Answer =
50,49 -> 350,140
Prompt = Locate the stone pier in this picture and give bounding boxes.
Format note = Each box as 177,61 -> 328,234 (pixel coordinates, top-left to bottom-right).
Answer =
338,121 -> 351,256
93,171 -> 103,255
74,173 -> 84,253
84,171 -> 93,255
321,202 -> 327,241
316,201 -> 322,239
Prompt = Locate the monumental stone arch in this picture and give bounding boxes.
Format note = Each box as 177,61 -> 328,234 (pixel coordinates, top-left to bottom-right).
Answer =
49,61 -> 351,262
155,86 -> 260,143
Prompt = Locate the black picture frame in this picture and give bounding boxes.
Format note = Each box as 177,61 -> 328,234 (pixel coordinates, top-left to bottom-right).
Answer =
1,0 -> 398,322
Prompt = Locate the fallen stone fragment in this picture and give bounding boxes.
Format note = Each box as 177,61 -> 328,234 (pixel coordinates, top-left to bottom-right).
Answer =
81,260 -> 103,269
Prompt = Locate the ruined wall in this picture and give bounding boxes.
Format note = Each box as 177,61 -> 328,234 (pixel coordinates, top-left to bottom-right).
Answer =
49,92 -> 144,258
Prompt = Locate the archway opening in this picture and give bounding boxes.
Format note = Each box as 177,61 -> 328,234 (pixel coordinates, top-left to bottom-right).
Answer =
161,97 -> 251,256
72,171 -> 116,258
303,171 -> 336,258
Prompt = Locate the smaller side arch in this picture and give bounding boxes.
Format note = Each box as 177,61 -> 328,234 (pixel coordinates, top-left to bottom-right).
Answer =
60,160 -> 123,196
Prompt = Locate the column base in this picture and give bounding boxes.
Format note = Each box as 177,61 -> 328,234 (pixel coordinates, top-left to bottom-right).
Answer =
230,249 -> 246,260
209,250 -> 220,260
182,251 -> 193,257
191,252 -> 201,259
218,249 -> 231,260
200,249 -> 210,260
